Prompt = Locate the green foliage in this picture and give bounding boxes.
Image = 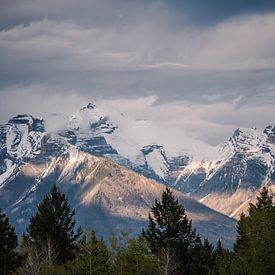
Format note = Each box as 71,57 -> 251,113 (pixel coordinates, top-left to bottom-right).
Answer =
211,239 -> 234,275
0,208 -> 21,274
7,185 -> 274,275
112,236 -> 157,275
211,187 -> 275,275
24,184 -> 82,265
248,186 -> 273,215
69,228 -> 111,275
194,238 -> 215,274
230,186 -> 275,275
18,234 -> 59,275
141,187 -> 210,275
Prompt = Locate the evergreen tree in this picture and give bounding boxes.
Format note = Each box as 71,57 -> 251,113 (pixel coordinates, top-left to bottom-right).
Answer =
113,237 -> 157,275
249,186 -> 273,215
211,239 -> 233,275
232,186 -> 275,274
0,209 -> 21,274
194,238 -> 215,274
25,184 -> 82,265
70,228 -> 111,275
142,187 -> 203,275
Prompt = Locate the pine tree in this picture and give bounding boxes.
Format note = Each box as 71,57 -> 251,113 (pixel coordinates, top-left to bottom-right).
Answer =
211,239 -> 234,275
112,237 -> 157,275
0,209 -> 21,274
232,187 -> 275,274
249,186 -> 273,215
25,184 -> 82,265
195,238 -> 215,274
70,228 -> 111,275
142,187 -> 202,275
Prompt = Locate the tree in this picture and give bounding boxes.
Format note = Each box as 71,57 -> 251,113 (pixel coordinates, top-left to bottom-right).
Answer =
112,237 -> 157,275
18,234 -> 57,275
142,187 -> 203,275
0,209 -> 21,274
195,238 -> 215,274
70,228 -> 111,275
211,239 -> 233,275
25,184 -> 82,265
232,186 -> 275,274
249,186 -> 273,215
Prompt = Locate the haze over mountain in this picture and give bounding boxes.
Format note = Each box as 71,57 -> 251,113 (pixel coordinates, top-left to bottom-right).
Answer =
0,113 -> 237,247
0,104 -> 274,247
64,103 -> 275,218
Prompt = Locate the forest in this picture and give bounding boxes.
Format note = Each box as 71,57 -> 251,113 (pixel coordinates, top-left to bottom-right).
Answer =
1,185 -> 274,275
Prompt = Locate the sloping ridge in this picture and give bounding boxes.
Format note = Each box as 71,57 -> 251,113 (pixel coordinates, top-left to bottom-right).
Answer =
3,149 -> 237,248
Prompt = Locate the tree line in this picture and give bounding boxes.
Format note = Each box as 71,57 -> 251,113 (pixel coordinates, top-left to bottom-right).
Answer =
0,185 -> 274,274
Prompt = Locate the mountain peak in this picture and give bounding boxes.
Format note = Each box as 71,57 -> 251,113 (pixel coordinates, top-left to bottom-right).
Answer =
80,102 -> 96,111
8,114 -> 44,132
264,125 -> 275,144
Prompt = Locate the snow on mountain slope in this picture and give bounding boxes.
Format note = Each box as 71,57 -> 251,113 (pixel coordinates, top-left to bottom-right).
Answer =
66,103 -> 209,183
68,103 -> 142,162
59,104 -> 275,219
1,107 -> 274,223
0,115 -> 45,189
2,149 -> 236,247
0,113 -> 237,246
176,126 -> 275,218
178,127 -> 275,191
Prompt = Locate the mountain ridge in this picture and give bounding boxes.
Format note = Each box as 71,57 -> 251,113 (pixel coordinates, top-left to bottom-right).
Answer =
0,119 -> 236,247
0,105 -> 274,236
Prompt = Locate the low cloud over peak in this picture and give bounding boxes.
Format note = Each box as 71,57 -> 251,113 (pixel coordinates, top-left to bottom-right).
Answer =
0,1 -> 275,144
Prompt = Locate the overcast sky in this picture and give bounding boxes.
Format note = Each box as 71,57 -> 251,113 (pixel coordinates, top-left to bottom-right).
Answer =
1,0 -> 275,145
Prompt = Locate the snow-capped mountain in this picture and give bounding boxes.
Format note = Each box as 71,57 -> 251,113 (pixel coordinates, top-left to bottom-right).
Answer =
0,115 -> 44,189
62,103 -> 275,218
0,115 -> 236,247
66,103 -> 191,183
0,104 -> 274,227
178,126 -> 275,218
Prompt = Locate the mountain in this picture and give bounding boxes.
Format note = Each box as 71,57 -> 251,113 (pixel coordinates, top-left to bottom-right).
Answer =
0,104 -> 274,242
0,115 -> 236,247
179,126 -> 275,218
63,103 -> 275,218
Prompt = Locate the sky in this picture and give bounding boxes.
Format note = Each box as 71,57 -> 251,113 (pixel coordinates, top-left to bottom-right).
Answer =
0,0 -> 275,145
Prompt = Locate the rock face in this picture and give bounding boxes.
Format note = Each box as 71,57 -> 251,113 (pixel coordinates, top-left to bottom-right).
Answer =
0,106 -> 274,243
175,127 -> 275,217
0,116 -> 236,247
61,104 -> 275,218
0,115 -> 45,190
1,149 -> 236,248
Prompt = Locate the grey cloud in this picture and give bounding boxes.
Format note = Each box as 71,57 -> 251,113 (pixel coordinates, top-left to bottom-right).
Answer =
0,1 -> 275,144
1,0 -> 275,30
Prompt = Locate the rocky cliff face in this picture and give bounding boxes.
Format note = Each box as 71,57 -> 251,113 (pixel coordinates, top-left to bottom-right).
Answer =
0,116 -> 236,247
178,126 -> 275,218
0,106 -> 274,234
61,104 -> 275,218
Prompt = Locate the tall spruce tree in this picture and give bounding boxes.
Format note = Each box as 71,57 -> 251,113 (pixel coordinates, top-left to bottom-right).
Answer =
232,186 -> 275,274
25,184 -> 82,264
249,186 -> 273,215
142,187 -> 203,275
211,240 -> 233,275
0,209 -> 21,274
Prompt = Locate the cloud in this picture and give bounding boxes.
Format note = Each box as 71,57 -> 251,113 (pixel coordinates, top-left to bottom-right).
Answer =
0,84 -> 274,146
1,13 -> 275,76
0,2 -> 275,144
1,0 -> 275,29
